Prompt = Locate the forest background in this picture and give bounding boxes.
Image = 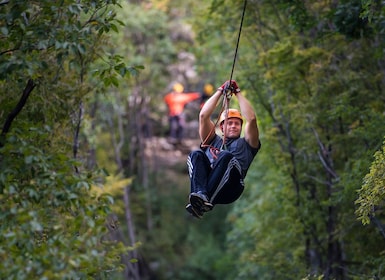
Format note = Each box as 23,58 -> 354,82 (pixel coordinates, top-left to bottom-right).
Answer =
1,0 -> 385,279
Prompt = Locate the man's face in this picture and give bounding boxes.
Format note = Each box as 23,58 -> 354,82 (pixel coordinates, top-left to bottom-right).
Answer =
221,118 -> 242,138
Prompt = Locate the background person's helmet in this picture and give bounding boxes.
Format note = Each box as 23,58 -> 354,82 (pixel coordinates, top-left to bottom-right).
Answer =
173,83 -> 184,93
203,83 -> 214,96
219,109 -> 243,125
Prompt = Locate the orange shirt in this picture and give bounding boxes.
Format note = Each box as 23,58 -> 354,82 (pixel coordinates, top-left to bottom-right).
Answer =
164,92 -> 201,116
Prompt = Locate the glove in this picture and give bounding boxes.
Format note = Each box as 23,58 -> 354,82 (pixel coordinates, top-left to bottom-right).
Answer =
218,80 -> 240,94
230,80 -> 240,94
218,81 -> 233,100
219,81 -> 231,91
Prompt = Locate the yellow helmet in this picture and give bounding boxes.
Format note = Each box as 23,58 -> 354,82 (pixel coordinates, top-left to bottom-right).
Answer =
203,83 -> 214,95
173,83 -> 184,93
219,109 -> 243,125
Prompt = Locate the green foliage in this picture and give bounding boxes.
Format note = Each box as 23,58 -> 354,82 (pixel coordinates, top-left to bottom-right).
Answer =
333,0 -> 373,39
5,0 -> 382,278
226,150 -> 307,280
93,0 -> 385,278
189,0 -> 385,279
0,128 -> 128,279
92,53 -> 144,87
356,140 -> 385,225
191,0 -> 247,86
0,0 -> 121,79
0,0 -> 139,278
91,1 -> 178,148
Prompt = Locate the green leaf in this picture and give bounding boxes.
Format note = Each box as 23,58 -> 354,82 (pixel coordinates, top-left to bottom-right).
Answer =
1,26 -> 8,35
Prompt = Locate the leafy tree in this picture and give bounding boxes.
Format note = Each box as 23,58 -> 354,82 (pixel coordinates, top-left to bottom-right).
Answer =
0,129 -> 128,279
192,0 -> 385,279
356,140 -> 385,225
0,0 -> 139,278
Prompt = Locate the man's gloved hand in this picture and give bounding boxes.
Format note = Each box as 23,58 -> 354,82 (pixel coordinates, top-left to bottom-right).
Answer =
218,80 -> 240,93
230,80 -> 240,94
218,80 -> 240,99
219,81 -> 231,91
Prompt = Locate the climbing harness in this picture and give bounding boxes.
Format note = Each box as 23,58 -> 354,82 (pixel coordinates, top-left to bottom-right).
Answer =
201,0 -> 247,154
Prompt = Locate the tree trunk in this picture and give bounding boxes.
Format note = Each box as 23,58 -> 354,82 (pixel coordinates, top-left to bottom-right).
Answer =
1,79 -> 35,142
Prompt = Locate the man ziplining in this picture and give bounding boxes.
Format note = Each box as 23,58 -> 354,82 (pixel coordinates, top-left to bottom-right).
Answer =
185,80 -> 261,218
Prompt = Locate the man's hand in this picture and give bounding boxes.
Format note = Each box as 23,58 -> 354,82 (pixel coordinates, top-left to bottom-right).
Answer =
218,80 -> 240,93
230,80 -> 240,94
219,81 -> 230,91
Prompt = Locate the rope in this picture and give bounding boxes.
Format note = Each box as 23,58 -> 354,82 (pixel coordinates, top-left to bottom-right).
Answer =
228,0 -> 247,83
221,94 -> 230,150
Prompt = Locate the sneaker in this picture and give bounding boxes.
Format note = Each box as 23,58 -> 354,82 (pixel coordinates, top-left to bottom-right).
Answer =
185,203 -> 203,219
189,192 -> 214,212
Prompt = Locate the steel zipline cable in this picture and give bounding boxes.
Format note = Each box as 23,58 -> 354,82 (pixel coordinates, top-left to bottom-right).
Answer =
229,0 -> 247,83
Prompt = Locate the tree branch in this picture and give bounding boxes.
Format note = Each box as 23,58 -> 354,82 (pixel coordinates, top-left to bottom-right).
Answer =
312,127 -> 339,179
370,215 -> 385,241
73,101 -> 83,160
1,79 -> 36,141
0,0 -> 9,6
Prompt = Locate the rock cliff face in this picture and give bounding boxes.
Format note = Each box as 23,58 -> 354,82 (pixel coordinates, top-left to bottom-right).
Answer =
144,137 -> 200,168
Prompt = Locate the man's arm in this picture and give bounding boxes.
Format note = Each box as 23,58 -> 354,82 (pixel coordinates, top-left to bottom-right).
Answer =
199,89 -> 222,144
235,91 -> 260,148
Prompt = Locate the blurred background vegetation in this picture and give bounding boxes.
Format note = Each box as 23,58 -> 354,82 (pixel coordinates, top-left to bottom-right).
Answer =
1,0 -> 385,279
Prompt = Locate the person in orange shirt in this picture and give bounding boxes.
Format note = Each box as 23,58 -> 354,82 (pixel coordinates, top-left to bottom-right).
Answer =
164,83 -> 201,144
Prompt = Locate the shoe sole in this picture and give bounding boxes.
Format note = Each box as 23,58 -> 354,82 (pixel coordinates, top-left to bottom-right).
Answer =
189,193 -> 213,212
185,204 -> 202,219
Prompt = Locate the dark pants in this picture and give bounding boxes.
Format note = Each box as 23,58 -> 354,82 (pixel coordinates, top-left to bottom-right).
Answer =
169,114 -> 185,142
187,150 -> 244,205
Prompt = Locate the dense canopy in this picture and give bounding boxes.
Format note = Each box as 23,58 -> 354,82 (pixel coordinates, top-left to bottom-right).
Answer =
1,0 -> 385,279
